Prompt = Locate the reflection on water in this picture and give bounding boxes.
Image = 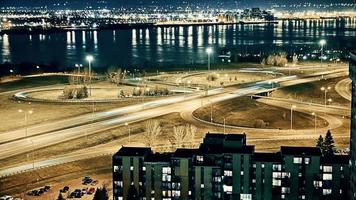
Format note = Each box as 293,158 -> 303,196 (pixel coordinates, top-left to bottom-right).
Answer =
0,19 -> 355,69
1,34 -> 10,62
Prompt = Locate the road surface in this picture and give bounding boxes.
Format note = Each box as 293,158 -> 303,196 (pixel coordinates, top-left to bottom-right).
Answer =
0,68 -> 348,177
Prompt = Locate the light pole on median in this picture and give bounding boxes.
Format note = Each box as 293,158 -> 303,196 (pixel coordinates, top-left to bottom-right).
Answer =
290,105 -> 296,130
18,109 -> 33,138
320,86 -> 331,109
312,112 -> 317,135
75,63 -> 83,84
210,99 -> 213,123
125,122 -> 131,144
86,55 -> 94,96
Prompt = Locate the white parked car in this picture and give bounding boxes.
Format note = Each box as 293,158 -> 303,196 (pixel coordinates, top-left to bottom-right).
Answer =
0,195 -> 13,200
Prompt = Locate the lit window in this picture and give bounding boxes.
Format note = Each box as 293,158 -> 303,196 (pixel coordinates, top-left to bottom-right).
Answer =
323,174 -> 332,180
224,170 -> 233,176
142,166 -> 146,171
261,164 -> 265,168
273,172 -> 281,178
323,189 -> 332,195
197,156 -> 204,162
114,165 -> 120,172
273,164 -> 282,171
240,193 -> 252,200
241,171 -> 244,175
172,190 -> 180,197
313,181 -> 322,188
293,157 -> 302,164
201,184 -> 204,188
162,174 -> 171,182
272,179 -> 281,186
162,167 -> 171,174
115,181 -> 123,187
281,187 -> 290,194
304,158 -> 310,164
301,195 -> 305,199
223,185 -> 233,193
282,172 -> 290,178
323,166 -> 332,173
130,166 -> 134,170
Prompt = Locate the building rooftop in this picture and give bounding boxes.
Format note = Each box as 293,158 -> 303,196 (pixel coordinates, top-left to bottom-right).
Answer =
114,146 -> 152,157
173,148 -> 199,158
204,133 -> 246,141
199,143 -> 254,154
145,152 -> 173,163
253,152 -> 282,163
322,155 -> 350,165
281,146 -> 322,157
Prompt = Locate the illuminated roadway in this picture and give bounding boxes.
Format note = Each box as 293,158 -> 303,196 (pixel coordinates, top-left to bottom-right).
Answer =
335,78 -> 352,101
0,68 -> 349,177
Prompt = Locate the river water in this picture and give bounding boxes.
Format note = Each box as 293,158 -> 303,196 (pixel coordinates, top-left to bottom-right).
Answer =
0,19 -> 355,70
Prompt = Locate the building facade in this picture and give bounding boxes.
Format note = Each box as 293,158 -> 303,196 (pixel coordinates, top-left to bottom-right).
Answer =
113,133 -> 349,200
350,52 -> 356,200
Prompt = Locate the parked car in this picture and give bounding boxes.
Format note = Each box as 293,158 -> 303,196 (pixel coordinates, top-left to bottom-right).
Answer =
0,195 -> 13,200
87,187 -> 96,195
91,180 -> 99,186
82,188 -> 88,194
43,185 -> 51,192
82,178 -> 93,185
60,186 -> 69,193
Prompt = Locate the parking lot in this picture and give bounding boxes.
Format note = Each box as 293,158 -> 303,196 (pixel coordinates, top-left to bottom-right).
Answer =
13,174 -> 112,200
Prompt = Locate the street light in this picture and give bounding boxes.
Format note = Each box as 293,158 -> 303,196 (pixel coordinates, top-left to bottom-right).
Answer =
319,39 -> 326,68
75,64 -> 83,84
206,47 -> 213,71
125,122 -> 131,144
18,109 -> 33,137
290,105 -> 296,130
320,86 -> 331,108
86,55 -> 94,96
311,112 -> 317,135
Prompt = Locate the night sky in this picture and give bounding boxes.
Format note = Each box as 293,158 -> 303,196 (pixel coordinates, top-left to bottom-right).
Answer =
1,0 -> 354,9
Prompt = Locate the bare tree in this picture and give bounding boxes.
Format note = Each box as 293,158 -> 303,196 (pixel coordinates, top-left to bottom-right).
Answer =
185,124 -> 197,148
144,120 -> 161,147
170,126 -> 186,148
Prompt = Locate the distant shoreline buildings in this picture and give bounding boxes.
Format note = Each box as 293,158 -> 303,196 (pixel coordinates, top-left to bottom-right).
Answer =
0,7 -> 355,33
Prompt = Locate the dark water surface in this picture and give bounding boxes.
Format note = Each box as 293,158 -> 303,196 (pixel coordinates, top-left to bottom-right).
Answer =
1,19 -> 355,70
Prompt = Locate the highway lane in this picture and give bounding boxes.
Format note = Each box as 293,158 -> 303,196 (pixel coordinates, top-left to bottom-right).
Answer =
0,90 -> 221,144
335,78 -> 352,101
0,85 -> 271,159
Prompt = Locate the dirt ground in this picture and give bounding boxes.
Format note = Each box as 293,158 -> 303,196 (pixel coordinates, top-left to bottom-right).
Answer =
193,96 -> 327,130
272,76 -> 350,107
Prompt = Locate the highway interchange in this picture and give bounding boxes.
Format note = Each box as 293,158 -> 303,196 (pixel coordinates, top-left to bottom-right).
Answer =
0,66 -> 351,178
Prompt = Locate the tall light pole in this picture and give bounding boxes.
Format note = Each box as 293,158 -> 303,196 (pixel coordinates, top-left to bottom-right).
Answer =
86,55 -> 94,96
319,39 -> 326,68
210,99 -> 213,123
290,105 -> 296,130
18,109 -> 33,137
223,117 -> 226,134
311,112 -> 317,135
320,86 -> 331,109
125,122 -> 131,144
75,63 -> 83,84
206,47 -> 213,72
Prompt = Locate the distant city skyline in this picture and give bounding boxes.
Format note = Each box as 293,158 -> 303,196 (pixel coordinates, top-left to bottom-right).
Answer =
1,0 -> 355,10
